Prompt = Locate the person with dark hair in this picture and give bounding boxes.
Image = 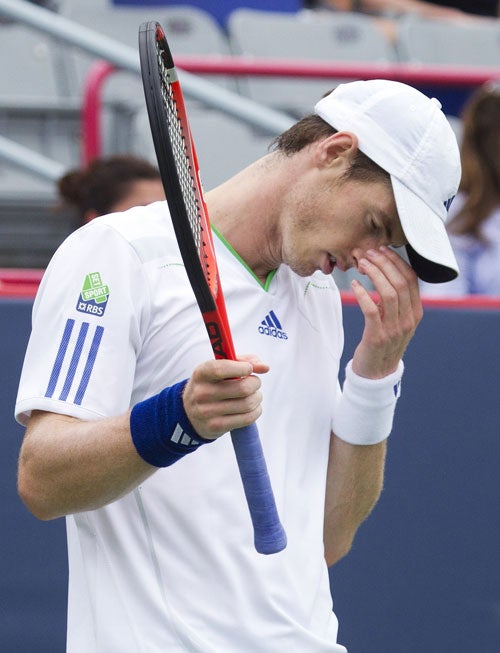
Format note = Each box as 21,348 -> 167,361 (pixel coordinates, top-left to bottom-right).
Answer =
304,0 -> 499,18
421,83 -> 500,296
58,154 -> 165,225
304,0 -> 499,42
424,0 -> 499,16
16,80 -> 460,653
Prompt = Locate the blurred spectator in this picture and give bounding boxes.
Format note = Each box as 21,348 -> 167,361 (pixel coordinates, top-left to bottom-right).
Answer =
304,0 -> 499,18
436,0 -> 500,16
58,154 -> 165,226
421,83 -> 500,297
304,0 -> 499,42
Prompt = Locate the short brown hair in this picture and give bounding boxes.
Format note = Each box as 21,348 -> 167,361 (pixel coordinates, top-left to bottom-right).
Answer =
58,155 -> 161,223
271,113 -> 390,186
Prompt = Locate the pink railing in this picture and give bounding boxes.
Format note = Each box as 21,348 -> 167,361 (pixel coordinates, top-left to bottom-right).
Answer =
81,56 -> 500,165
81,60 -> 117,164
151,57 -> 500,85
0,268 -> 44,297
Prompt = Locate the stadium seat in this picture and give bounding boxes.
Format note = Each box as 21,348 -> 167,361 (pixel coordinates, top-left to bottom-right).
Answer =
396,15 -> 500,66
0,156 -> 77,267
0,98 -> 82,167
0,22 -> 66,98
131,105 -> 273,190
228,9 -> 398,117
61,2 -> 236,100
0,19 -> 82,229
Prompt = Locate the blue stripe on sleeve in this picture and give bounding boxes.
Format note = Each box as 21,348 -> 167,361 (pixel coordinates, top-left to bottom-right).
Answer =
59,322 -> 89,401
45,319 -> 75,398
74,325 -> 104,405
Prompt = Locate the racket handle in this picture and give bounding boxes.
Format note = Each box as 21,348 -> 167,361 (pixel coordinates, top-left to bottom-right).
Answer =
230,424 -> 287,555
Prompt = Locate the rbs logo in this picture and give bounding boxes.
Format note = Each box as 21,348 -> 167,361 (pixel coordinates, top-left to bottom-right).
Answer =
77,301 -> 105,316
76,272 -> 109,317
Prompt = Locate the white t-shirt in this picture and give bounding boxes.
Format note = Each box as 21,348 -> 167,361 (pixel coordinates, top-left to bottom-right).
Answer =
16,201 -> 347,653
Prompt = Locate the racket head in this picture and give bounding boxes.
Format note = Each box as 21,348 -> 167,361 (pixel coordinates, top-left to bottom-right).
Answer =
139,21 -> 219,315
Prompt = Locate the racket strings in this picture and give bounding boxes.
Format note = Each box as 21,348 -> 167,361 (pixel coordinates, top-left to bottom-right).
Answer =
156,43 -> 214,288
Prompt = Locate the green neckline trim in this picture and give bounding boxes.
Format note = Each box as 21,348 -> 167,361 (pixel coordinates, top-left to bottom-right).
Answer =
212,226 -> 277,291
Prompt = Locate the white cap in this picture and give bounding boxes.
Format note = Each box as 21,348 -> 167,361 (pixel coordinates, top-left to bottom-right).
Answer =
315,79 -> 461,283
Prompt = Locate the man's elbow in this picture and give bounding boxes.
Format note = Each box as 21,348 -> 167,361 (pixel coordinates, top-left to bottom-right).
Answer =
17,465 -> 60,521
324,499 -> 381,567
325,534 -> 354,567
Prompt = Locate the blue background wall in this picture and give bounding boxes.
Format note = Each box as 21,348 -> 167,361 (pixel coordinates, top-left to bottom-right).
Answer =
0,300 -> 67,653
333,301 -> 500,653
1,297 -> 499,651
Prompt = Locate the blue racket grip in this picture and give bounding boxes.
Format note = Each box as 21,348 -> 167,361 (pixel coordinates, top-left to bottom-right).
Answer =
230,423 -> 287,555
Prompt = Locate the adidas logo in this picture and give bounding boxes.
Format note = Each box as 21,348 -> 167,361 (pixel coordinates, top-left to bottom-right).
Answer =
170,423 -> 200,448
258,310 -> 288,340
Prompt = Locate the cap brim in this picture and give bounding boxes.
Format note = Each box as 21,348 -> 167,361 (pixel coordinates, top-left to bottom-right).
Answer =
391,177 -> 459,284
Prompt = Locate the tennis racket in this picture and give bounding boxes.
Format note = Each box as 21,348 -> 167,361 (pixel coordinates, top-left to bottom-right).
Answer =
138,21 -> 286,555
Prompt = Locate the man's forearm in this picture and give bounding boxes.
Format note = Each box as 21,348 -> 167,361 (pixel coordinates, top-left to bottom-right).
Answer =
18,410 -> 154,520
324,434 -> 387,566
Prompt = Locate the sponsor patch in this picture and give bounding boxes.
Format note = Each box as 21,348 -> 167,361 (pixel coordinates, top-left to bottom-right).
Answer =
76,272 -> 109,317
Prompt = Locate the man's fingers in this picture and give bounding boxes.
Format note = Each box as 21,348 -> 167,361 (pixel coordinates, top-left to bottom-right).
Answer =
359,248 -> 422,324
236,353 -> 271,375
351,247 -> 423,379
183,357 -> 268,439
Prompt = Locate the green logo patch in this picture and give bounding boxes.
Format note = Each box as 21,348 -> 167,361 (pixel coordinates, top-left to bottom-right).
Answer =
76,272 -> 110,316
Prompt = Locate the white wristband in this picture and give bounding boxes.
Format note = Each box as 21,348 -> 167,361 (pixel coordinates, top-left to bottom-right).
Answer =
332,359 -> 404,445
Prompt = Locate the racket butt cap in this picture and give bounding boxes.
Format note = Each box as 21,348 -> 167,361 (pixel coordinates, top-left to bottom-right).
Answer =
255,529 -> 287,555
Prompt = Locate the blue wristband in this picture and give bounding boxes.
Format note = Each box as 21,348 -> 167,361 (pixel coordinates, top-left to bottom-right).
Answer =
130,379 -> 212,467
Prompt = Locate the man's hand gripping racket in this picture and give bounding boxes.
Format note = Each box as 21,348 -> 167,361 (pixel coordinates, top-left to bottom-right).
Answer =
138,21 -> 286,554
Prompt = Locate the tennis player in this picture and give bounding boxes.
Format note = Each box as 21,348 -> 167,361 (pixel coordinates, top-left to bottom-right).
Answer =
15,80 -> 460,652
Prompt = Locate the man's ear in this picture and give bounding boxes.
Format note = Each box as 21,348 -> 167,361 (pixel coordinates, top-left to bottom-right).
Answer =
314,131 -> 359,170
